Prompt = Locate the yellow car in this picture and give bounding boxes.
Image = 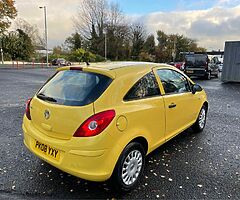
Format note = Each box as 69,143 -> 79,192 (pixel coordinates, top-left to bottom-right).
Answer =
22,62 -> 208,191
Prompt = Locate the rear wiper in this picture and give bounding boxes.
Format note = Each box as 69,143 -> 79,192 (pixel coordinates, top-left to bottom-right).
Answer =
37,93 -> 57,102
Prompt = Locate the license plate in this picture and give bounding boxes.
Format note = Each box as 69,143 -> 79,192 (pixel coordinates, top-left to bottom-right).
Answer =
186,70 -> 193,73
34,140 -> 60,161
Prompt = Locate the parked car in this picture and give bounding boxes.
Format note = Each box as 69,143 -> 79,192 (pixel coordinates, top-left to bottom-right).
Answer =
168,62 -> 184,70
51,58 -> 71,66
183,53 -> 219,79
211,56 -> 224,72
22,62 -> 208,191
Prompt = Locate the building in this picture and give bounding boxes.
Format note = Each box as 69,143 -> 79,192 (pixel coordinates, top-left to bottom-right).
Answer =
221,41 -> 240,83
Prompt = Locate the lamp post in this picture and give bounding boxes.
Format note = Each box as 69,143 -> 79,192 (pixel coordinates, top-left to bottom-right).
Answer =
39,6 -> 48,67
0,36 -> 3,64
103,28 -> 107,61
0,48 -> 3,64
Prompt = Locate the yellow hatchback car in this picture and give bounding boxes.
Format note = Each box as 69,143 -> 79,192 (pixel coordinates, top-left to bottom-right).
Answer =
22,62 -> 208,191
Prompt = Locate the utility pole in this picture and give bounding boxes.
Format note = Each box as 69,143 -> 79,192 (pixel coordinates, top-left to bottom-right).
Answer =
0,36 -> 3,64
103,29 -> 107,61
39,6 -> 48,67
0,48 -> 3,64
172,37 -> 177,62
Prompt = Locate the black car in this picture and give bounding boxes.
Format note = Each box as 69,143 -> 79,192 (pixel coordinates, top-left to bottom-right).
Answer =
51,58 -> 71,66
183,53 -> 219,79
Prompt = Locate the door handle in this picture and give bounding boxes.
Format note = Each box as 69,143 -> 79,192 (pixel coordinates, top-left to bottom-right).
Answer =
169,103 -> 176,108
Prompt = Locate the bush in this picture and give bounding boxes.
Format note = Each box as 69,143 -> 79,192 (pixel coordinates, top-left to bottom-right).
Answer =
139,52 -> 155,62
95,54 -> 105,62
34,48 -> 104,63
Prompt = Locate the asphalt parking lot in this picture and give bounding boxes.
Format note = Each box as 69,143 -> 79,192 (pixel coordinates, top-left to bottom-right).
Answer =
0,68 -> 239,199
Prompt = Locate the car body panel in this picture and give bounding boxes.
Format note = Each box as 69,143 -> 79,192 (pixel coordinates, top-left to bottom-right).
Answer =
30,97 -> 94,140
161,93 -> 200,139
152,66 -> 206,140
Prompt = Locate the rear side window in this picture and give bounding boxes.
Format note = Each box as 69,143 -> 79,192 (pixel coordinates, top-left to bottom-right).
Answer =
124,71 -> 160,101
37,70 -> 112,106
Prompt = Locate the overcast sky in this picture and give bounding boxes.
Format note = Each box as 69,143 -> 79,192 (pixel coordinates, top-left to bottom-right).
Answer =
14,0 -> 240,50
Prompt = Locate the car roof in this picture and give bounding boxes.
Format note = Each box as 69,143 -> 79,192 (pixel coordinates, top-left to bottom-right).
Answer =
85,61 -> 159,70
57,62 -> 173,79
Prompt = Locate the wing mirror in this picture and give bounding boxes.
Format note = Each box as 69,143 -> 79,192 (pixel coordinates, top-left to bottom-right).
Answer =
192,84 -> 203,94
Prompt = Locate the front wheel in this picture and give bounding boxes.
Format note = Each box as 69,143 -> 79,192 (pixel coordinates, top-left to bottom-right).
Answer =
111,142 -> 145,192
192,105 -> 207,133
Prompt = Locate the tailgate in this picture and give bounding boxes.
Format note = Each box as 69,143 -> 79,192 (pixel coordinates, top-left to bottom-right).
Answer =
30,97 -> 94,140
29,69 -> 112,140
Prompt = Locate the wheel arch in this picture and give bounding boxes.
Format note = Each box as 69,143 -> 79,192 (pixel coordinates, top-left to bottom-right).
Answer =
203,101 -> 209,112
127,136 -> 148,155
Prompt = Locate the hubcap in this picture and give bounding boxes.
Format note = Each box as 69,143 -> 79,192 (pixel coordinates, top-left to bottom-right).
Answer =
121,150 -> 143,186
199,108 -> 206,129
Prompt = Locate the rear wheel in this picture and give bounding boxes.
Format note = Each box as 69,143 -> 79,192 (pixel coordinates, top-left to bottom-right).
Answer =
111,142 -> 145,192
192,105 -> 207,132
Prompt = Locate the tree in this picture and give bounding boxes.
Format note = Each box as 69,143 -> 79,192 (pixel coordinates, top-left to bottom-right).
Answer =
64,32 -> 82,51
2,29 -> 34,60
167,34 -> 206,61
71,48 -> 96,63
71,1 -> 206,62
73,0 -> 129,60
157,30 -> 168,48
16,29 -> 34,60
155,30 -> 206,62
105,3 -> 129,60
143,34 -> 155,55
53,46 -> 64,56
13,18 -> 44,47
130,23 -> 146,60
0,0 -> 17,33
73,0 -> 107,56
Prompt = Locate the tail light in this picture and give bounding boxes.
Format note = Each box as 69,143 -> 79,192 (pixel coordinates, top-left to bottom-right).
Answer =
205,61 -> 208,70
25,98 -> 32,120
74,110 -> 116,137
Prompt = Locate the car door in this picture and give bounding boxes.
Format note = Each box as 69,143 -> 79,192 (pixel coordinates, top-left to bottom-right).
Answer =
154,68 -> 199,140
122,71 -> 166,151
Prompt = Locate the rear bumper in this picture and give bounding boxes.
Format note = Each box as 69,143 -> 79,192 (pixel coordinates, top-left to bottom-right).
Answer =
22,118 -> 115,182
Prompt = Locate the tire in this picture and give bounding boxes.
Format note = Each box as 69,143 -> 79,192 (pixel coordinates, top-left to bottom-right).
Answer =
111,142 -> 145,192
215,72 -> 219,78
192,105 -> 207,133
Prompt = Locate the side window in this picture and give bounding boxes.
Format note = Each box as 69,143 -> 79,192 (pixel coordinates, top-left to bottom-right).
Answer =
124,71 -> 160,101
157,69 -> 191,94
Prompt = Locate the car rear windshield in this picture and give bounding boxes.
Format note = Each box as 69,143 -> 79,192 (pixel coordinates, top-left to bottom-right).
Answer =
185,54 -> 207,67
37,70 -> 112,106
